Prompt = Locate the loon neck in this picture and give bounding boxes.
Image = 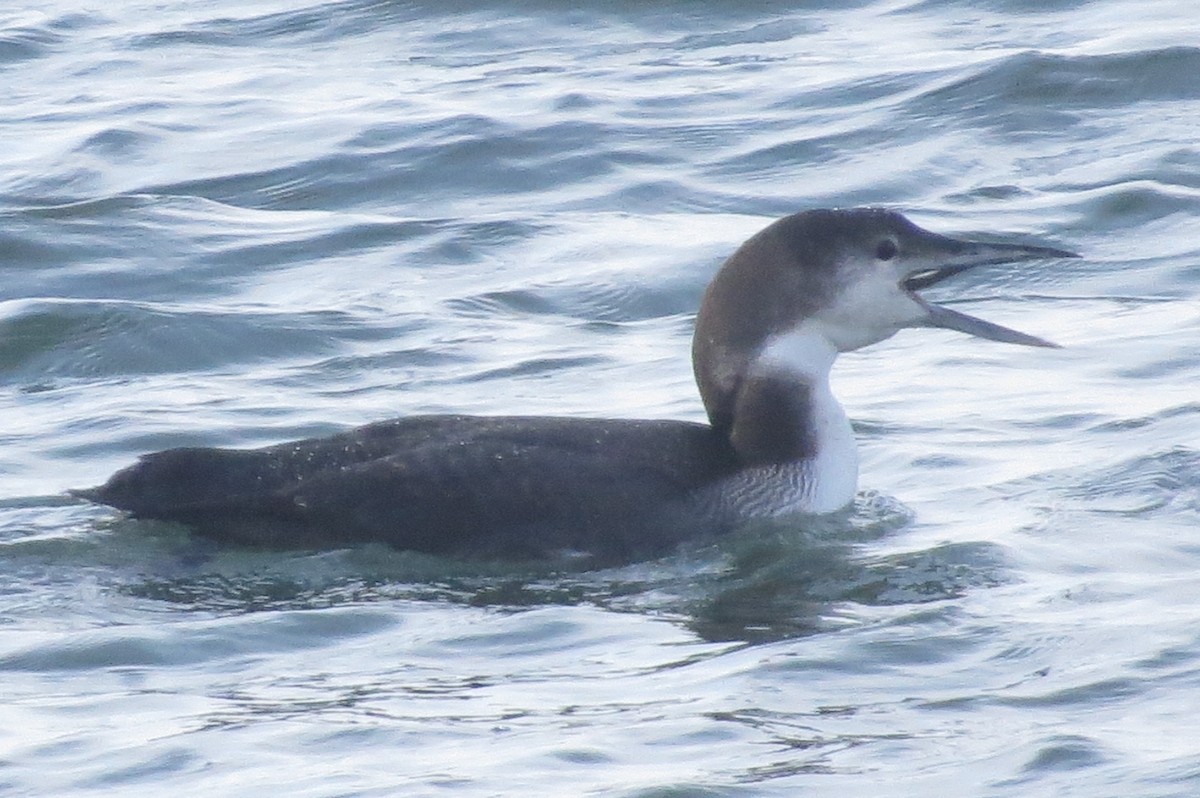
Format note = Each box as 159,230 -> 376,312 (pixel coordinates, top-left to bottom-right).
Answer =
726,324 -> 845,464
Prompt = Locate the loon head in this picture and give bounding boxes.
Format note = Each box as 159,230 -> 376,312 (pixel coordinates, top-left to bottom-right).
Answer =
692,207 -> 1078,434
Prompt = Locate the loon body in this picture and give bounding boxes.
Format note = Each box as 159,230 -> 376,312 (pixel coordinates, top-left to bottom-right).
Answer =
76,209 -> 1076,563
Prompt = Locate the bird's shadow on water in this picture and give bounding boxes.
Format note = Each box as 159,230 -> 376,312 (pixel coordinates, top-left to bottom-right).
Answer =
89,491 -> 1012,644
615,492 -> 1009,643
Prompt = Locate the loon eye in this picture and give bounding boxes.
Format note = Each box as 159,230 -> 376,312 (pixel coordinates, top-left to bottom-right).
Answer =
875,239 -> 898,261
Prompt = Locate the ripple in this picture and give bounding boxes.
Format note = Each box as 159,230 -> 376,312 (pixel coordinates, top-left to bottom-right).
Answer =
0,298 -> 365,384
0,24 -> 63,65
910,47 -> 1200,119
1063,447 -> 1200,517
1020,735 -> 1108,773
0,606 -> 399,671
124,0 -> 406,50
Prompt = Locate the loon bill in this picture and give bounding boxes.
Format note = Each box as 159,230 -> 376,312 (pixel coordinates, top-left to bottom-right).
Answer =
74,208 -> 1078,563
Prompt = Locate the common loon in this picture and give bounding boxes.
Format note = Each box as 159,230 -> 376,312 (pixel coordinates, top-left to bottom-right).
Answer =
75,208 -> 1077,563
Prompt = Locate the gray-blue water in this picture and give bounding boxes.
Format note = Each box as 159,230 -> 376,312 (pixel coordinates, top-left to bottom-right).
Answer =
3,1 -> 1199,795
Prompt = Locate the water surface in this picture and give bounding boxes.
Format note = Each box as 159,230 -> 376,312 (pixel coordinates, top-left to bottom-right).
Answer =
3,1 -> 1200,795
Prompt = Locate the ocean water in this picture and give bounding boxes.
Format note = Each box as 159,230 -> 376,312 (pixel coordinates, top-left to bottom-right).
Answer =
3,0 -> 1200,795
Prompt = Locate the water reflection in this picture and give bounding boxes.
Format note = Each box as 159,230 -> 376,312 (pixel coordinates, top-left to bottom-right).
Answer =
72,489 -> 1011,643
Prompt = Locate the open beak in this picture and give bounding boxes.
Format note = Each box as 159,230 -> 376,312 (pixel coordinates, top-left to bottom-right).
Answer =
902,238 -> 1079,348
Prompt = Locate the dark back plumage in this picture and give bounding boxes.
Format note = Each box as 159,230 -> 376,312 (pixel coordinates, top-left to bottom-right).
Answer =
79,415 -> 740,563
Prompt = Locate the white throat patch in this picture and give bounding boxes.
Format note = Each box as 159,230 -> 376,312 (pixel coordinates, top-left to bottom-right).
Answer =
727,323 -> 859,515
